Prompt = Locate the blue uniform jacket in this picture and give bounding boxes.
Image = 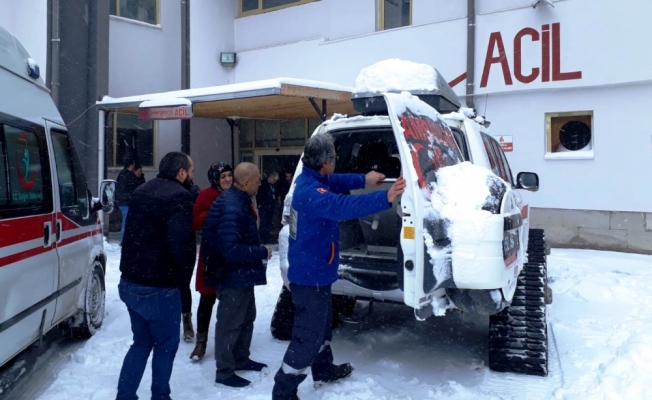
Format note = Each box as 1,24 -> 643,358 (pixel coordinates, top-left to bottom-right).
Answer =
202,186 -> 268,289
288,167 -> 391,286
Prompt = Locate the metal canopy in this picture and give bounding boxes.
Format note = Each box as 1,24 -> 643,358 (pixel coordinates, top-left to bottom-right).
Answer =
96,78 -> 356,120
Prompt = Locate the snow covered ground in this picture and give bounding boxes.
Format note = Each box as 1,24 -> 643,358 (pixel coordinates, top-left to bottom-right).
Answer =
33,242 -> 652,400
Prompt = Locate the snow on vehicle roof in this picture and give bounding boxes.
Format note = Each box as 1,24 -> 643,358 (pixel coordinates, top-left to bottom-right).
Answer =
353,59 -> 441,95
351,59 -> 461,114
97,78 -> 352,108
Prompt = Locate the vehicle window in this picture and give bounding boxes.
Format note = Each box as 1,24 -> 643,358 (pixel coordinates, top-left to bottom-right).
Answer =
451,128 -> 471,161
51,129 -> 89,221
2,125 -> 50,215
0,133 -> 7,206
481,133 -> 504,179
333,128 -> 402,179
491,139 -> 514,185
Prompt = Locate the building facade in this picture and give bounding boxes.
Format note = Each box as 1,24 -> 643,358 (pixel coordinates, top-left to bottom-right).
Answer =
2,0 -> 651,252
187,0 -> 652,253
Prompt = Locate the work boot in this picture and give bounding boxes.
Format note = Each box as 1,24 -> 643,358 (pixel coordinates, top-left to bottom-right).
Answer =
182,313 -> 194,342
190,332 -> 208,361
313,363 -> 354,388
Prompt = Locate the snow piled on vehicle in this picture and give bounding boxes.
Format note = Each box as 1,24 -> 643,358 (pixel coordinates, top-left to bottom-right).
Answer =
352,59 -> 441,95
424,162 -> 506,300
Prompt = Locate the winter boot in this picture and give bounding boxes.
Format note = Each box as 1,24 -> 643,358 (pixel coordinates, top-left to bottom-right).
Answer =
313,363 -> 354,388
190,332 -> 208,361
236,359 -> 268,372
182,313 -> 195,342
215,373 -> 250,388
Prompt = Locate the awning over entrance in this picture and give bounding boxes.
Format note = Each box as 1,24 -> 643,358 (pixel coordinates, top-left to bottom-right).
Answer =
96,78 -> 356,120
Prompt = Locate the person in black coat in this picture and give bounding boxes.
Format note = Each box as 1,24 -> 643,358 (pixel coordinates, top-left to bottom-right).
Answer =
256,171 -> 278,244
115,158 -> 139,243
202,162 -> 272,388
116,151 -> 197,400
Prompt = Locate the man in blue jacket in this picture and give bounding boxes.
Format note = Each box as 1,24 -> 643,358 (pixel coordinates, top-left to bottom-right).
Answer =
202,162 -> 272,388
272,133 -> 406,400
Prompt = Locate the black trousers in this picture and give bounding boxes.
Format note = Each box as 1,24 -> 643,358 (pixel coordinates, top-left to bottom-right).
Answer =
272,284 -> 335,400
258,207 -> 274,244
196,294 -> 217,334
214,287 -> 257,379
178,266 -> 194,314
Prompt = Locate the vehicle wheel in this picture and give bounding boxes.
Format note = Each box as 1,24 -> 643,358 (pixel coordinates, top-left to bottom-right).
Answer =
70,262 -> 106,339
488,229 -> 548,376
270,286 -> 295,341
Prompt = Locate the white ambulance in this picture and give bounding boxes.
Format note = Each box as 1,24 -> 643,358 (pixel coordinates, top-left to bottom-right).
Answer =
0,25 -> 115,370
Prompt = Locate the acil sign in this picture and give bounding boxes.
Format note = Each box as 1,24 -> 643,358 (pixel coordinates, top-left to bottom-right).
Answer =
480,23 -> 582,88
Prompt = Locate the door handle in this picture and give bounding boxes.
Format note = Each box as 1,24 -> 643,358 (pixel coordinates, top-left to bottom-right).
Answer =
56,220 -> 62,242
43,222 -> 51,247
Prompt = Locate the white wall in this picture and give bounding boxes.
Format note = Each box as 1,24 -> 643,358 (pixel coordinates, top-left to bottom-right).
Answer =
474,83 -> 652,213
412,0 -> 465,25
190,0 -> 237,88
328,0 -> 376,41
109,0 -> 183,166
0,0 -> 48,77
234,18 -> 466,87
192,0 -> 652,212
235,0 -> 327,51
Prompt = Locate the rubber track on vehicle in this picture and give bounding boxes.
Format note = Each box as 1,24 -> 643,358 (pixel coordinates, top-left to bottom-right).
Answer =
488,229 -> 549,376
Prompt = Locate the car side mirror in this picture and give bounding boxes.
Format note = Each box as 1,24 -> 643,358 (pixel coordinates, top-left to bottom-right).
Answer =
515,172 -> 539,192
99,179 -> 117,213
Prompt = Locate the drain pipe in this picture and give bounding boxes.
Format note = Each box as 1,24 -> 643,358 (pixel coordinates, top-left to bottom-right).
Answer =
50,0 -> 61,105
466,0 -> 476,110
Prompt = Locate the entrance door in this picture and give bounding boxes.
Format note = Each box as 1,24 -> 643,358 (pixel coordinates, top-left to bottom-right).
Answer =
255,150 -> 301,244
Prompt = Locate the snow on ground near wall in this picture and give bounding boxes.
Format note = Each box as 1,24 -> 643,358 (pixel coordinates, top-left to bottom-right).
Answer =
352,59 -> 441,96
36,244 -> 652,400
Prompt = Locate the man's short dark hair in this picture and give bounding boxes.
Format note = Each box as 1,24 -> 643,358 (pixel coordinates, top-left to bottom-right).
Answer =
158,152 -> 190,180
123,156 -> 135,169
301,133 -> 335,171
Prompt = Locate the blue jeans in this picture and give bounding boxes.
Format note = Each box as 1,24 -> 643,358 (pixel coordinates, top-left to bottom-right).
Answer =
119,206 -> 129,242
116,278 -> 181,400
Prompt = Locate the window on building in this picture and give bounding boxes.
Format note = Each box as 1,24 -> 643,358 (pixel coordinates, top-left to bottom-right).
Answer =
379,0 -> 411,31
107,113 -> 155,168
545,111 -> 594,159
280,120 -> 307,147
238,118 -> 313,150
110,0 -> 159,25
256,120 -> 280,148
239,0 -> 320,17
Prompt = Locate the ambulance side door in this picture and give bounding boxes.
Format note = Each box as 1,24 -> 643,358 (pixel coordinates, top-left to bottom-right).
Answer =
47,124 -> 95,325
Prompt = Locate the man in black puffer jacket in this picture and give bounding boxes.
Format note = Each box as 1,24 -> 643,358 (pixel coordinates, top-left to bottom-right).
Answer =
116,152 -> 197,400
203,162 -> 272,388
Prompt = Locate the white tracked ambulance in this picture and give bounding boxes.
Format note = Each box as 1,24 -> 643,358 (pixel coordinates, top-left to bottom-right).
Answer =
271,59 -> 551,377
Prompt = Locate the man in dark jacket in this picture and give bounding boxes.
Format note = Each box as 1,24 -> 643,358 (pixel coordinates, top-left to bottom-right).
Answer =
256,171 -> 278,244
115,158 -> 139,243
116,151 -> 197,400
272,133 -> 406,400
202,162 -> 272,388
